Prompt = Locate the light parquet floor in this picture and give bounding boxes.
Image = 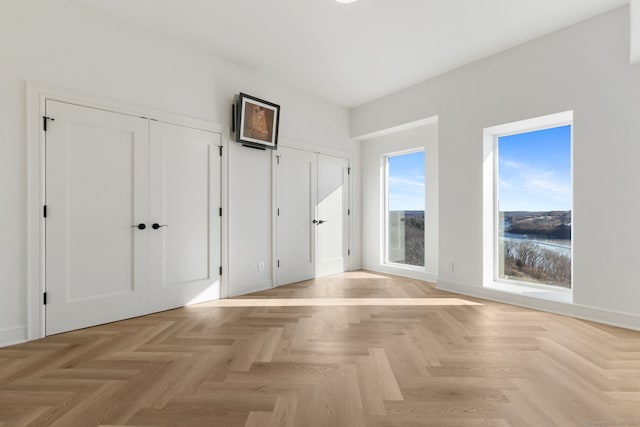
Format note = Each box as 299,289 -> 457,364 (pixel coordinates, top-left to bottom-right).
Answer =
1,271 -> 640,426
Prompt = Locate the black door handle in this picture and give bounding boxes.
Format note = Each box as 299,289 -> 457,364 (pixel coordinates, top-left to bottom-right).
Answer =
317,220 -> 326,224
131,223 -> 146,230
152,223 -> 168,230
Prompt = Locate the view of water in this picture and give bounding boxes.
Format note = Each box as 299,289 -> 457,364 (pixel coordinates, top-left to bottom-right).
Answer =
500,232 -> 571,256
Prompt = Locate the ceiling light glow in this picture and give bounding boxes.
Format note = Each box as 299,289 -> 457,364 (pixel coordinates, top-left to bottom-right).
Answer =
336,0 -> 357,3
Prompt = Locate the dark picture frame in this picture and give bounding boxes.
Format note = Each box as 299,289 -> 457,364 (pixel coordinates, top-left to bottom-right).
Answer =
235,93 -> 280,150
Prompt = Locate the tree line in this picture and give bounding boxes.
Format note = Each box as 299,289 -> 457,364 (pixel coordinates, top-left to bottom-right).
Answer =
501,240 -> 571,287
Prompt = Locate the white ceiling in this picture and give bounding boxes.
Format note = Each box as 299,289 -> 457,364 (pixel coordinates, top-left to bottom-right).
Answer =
74,0 -> 628,107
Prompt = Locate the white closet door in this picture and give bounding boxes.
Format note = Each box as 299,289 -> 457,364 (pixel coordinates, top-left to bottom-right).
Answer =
148,121 -> 221,312
275,147 -> 317,285
316,154 -> 350,277
45,101 -> 150,335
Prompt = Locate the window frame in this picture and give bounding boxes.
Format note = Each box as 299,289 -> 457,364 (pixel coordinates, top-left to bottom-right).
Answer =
382,147 -> 426,269
483,111 -> 573,291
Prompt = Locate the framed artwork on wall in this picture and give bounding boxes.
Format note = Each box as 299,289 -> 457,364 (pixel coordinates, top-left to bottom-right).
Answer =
234,93 -> 280,150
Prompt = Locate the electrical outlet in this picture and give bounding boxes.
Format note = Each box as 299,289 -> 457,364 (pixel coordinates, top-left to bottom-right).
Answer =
448,262 -> 455,273
258,260 -> 265,271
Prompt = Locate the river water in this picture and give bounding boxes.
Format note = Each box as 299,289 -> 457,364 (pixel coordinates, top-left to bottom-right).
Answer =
500,232 -> 571,256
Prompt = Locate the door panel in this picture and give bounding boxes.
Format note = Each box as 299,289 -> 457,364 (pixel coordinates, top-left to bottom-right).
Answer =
149,121 -> 221,311
275,147 -> 317,285
45,101 -> 150,335
316,154 -> 349,277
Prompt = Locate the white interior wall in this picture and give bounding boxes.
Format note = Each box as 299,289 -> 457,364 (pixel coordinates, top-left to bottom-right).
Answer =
631,0 -> 640,64
354,6 -> 640,328
0,0 -> 361,346
361,124 -> 439,281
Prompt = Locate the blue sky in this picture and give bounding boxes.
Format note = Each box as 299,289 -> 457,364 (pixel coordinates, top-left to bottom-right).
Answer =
498,125 -> 572,212
388,151 -> 425,211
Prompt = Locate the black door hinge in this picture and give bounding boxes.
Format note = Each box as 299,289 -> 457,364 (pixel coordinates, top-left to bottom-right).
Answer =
277,259 -> 280,268
43,292 -> 47,305
219,207 -> 222,217
43,205 -> 47,218
347,167 -> 351,175
277,208 -> 280,216
219,266 -> 222,276
219,146 -> 223,156
348,249 -> 351,256
276,155 -> 281,165
43,116 -> 55,132
347,209 -> 350,216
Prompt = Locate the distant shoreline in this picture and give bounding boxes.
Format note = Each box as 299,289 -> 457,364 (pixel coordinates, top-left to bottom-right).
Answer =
502,210 -> 571,240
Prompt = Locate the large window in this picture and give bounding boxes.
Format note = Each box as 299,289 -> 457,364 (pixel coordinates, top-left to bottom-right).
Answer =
385,150 -> 425,267
496,124 -> 572,288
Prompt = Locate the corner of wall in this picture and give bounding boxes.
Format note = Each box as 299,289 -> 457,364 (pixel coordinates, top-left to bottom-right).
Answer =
0,326 -> 27,348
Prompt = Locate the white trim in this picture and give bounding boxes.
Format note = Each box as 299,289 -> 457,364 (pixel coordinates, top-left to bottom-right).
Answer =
631,0 -> 640,65
220,130 -> 230,300
491,276 -> 574,295
383,146 -> 425,157
0,326 -> 27,348
482,110 -> 574,292
379,154 -> 387,266
364,264 -> 438,283
353,115 -> 438,141
383,153 -> 389,264
271,149 -> 279,288
347,155 -> 353,272
27,83 -> 226,341
484,281 -> 572,304
483,111 -> 573,139
278,140 -> 353,160
438,279 -> 640,332
382,148 -> 426,268
28,83 -> 222,132
228,280 -> 273,298
26,85 -> 46,341
385,262 -> 425,272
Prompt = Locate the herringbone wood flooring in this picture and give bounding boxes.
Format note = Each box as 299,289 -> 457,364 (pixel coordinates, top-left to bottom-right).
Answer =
1,271 -> 640,426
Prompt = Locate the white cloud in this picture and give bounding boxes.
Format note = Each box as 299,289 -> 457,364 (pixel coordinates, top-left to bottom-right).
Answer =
500,166 -> 571,211
389,176 -> 425,188
388,175 -> 425,211
525,173 -> 571,202
499,178 -> 515,190
499,158 -> 522,169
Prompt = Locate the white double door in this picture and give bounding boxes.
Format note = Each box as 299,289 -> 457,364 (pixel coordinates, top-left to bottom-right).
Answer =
275,147 -> 350,286
45,101 -> 221,335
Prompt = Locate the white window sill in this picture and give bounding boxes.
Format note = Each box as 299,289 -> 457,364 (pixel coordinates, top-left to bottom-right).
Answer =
384,262 -> 425,272
484,281 -> 573,304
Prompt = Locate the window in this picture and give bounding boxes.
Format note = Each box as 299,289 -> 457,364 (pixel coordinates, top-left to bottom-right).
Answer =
385,150 -> 425,267
493,120 -> 572,289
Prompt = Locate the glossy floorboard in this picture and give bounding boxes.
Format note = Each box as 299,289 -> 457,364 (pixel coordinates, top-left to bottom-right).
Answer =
1,271 -> 640,426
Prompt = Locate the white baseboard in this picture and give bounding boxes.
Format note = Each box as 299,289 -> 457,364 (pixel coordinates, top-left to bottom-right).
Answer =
363,264 -> 438,283
0,325 -> 27,348
348,263 -> 363,271
228,280 -> 273,298
438,279 -> 640,332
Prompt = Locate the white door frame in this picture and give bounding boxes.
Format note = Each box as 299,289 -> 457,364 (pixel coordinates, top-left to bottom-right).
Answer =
271,142 -> 353,287
26,83 -> 228,340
